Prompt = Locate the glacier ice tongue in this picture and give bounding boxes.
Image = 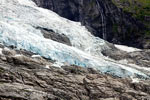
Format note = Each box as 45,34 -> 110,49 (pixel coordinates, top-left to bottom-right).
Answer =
0,0 -> 149,79
0,1 -> 110,57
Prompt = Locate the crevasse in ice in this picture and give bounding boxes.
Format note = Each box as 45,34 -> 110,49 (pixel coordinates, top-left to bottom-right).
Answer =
0,0 -> 149,79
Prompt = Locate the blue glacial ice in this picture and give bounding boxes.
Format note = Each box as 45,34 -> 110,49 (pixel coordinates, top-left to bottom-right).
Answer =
0,0 -> 149,79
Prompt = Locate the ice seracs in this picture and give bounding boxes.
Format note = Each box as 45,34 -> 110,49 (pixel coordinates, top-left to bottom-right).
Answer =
0,0 -> 149,79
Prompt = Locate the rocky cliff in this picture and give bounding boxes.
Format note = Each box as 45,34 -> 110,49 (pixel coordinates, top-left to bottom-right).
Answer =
33,0 -> 148,48
0,45 -> 150,100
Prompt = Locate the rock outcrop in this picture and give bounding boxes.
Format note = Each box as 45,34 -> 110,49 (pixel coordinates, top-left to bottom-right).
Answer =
102,47 -> 150,68
33,0 -> 147,48
0,46 -> 150,100
38,27 -> 72,46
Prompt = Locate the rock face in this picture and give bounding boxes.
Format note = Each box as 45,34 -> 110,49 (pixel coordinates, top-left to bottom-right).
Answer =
102,48 -> 150,68
38,27 -> 72,46
0,46 -> 150,100
33,0 -> 146,48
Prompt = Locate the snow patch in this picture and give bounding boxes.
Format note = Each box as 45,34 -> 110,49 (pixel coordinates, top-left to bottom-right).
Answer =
115,44 -> 142,52
45,65 -> 50,69
0,48 -> 3,55
52,62 -> 64,68
32,55 -> 41,58
14,54 -> 23,57
129,64 -> 150,72
3,47 -> 10,51
119,59 -> 150,72
130,76 -> 140,83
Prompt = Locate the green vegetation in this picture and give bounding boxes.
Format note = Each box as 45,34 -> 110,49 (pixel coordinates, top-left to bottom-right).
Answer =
112,0 -> 150,37
112,24 -> 118,33
0,68 -> 4,73
112,0 -> 150,21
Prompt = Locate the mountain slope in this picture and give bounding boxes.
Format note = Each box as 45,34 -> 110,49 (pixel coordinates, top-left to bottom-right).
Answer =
33,0 -> 149,48
1,0 -> 150,79
112,0 -> 150,48
0,0 -> 150,99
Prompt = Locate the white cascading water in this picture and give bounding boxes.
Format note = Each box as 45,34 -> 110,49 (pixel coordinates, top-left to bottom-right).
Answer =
0,0 -> 149,79
95,0 -> 107,40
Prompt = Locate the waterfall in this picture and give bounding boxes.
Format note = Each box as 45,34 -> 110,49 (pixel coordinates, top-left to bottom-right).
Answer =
51,0 -> 55,10
95,0 -> 107,40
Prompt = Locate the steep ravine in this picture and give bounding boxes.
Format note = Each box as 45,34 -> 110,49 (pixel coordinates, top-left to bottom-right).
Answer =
33,0 -> 148,48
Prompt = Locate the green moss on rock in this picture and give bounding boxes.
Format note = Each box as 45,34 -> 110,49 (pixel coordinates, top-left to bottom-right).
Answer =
112,0 -> 150,38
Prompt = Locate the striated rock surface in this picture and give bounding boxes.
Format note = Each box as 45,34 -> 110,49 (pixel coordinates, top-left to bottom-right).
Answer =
0,46 -> 150,100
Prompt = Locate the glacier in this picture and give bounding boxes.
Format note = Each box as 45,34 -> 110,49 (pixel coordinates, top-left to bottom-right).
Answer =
0,0 -> 149,79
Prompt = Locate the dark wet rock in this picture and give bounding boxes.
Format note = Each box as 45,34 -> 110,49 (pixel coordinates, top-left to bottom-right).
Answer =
38,27 -> 72,46
102,42 -> 129,60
